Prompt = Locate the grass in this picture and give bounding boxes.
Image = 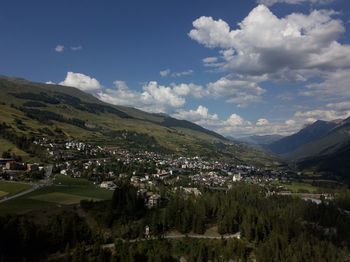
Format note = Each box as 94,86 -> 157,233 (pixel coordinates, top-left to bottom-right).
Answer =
276,182 -> 319,193
0,138 -> 29,158
0,175 -> 113,214
0,180 -> 32,197
53,174 -> 91,186
30,192 -> 100,205
0,191 -> 8,197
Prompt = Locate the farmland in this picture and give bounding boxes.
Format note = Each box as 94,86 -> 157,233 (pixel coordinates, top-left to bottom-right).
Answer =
0,180 -> 32,198
0,175 -> 113,214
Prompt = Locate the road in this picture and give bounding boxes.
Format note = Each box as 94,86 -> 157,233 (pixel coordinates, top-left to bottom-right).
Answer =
0,165 -> 53,203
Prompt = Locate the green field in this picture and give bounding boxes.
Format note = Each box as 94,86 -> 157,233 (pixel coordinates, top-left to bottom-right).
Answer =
0,175 -> 113,214
0,191 -> 8,197
0,180 -> 32,197
277,182 -> 318,193
30,192 -> 100,205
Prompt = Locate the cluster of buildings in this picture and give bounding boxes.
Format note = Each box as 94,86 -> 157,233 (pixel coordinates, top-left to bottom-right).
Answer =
0,158 -> 44,180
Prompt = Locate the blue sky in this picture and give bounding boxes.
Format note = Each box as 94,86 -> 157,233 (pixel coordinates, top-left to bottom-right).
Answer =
1,0 -> 350,137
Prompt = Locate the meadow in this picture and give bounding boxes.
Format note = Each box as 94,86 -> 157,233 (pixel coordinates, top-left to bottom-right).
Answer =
0,180 -> 32,197
0,175 -> 113,214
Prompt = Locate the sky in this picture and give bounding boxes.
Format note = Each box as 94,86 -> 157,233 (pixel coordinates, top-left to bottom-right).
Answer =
1,0 -> 350,137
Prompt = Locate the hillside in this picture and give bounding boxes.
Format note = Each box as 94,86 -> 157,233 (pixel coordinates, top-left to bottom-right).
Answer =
0,76 -> 276,165
288,117 -> 350,161
296,140 -> 350,182
267,120 -> 337,155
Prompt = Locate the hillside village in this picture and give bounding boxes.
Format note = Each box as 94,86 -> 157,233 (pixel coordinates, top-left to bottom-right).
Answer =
1,137 -> 320,203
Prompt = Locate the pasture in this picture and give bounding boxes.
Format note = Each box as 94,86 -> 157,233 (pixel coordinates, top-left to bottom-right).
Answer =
0,180 -> 32,197
0,175 -> 113,214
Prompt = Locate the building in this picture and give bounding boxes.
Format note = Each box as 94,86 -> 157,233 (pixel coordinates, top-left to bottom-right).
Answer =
100,181 -> 117,190
147,194 -> 161,208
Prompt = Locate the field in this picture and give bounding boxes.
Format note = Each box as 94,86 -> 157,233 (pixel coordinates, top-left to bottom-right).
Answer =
0,180 -> 32,197
0,175 -> 113,214
30,192 -> 100,205
274,181 -> 319,193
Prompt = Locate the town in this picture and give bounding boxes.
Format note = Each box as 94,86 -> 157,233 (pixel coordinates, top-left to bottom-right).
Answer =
0,138 -> 331,207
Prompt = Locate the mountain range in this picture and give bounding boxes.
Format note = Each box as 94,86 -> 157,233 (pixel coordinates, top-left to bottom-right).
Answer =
0,76 -> 276,165
264,118 -> 350,180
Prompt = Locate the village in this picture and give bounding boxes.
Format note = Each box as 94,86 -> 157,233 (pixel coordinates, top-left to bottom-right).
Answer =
0,138 -> 310,203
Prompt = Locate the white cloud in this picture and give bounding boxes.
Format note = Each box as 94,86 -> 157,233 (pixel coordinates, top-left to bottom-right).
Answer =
294,109 -> 350,122
203,57 -> 218,63
160,69 -> 194,77
160,69 -> 171,77
189,5 -> 350,80
173,105 -> 219,124
257,0 -> 334,6
256,118 -> 270,126
59,72 -> 102,91
172,70 -> 194,77
45,81 -> 55,85
285,119 -> 296,126
71,45 -> 83,51
97,81 -> 198,113
54,45 -> 64,53
326,101 -> 350,111
207,76 -> 265,107
301,69 -> 350,99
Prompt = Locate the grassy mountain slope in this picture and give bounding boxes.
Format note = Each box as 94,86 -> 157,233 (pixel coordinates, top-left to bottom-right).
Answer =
289,117 -> 350,161
0,76 -> 277,165
267,120 -> 337,155
297,141 -> 350,182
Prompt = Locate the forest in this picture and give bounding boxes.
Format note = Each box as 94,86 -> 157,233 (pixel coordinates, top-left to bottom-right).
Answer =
1,182 -> 349,261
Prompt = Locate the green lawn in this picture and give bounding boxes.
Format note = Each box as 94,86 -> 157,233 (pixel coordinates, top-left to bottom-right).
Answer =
30,192 -> 100,205
0,191 -> 8,197
53,174 -> 91,186
0,175 -> 113,214
278,182 -> 318,193
0,180 -> 32,197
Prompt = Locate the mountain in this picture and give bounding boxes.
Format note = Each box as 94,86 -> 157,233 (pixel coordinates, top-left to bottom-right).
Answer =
0,76 -> 276,165
297,141 -> 350,182
289,117 -> 350,161
267,120 -> 337,155
235,135 -> 284,145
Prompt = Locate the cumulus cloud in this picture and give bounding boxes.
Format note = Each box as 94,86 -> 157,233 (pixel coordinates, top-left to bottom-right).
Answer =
54,45 -> 64,53
97,81 -> 206,113
173,106 -> 219,125
189,5 -> 350,80
207,76 -> 265,107
45,81 -> 55,85
301,69 -> 350,99
173,106 -> 302,136
256,118 -> 270,126
257,0 -> 334,6
59,72 -> 102,91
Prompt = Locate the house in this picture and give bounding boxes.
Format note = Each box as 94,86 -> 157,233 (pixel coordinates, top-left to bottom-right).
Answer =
100,181 -> 116,190
147,194 -> 161,208
5,161 -> 25,171
232,173 -> 242,182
